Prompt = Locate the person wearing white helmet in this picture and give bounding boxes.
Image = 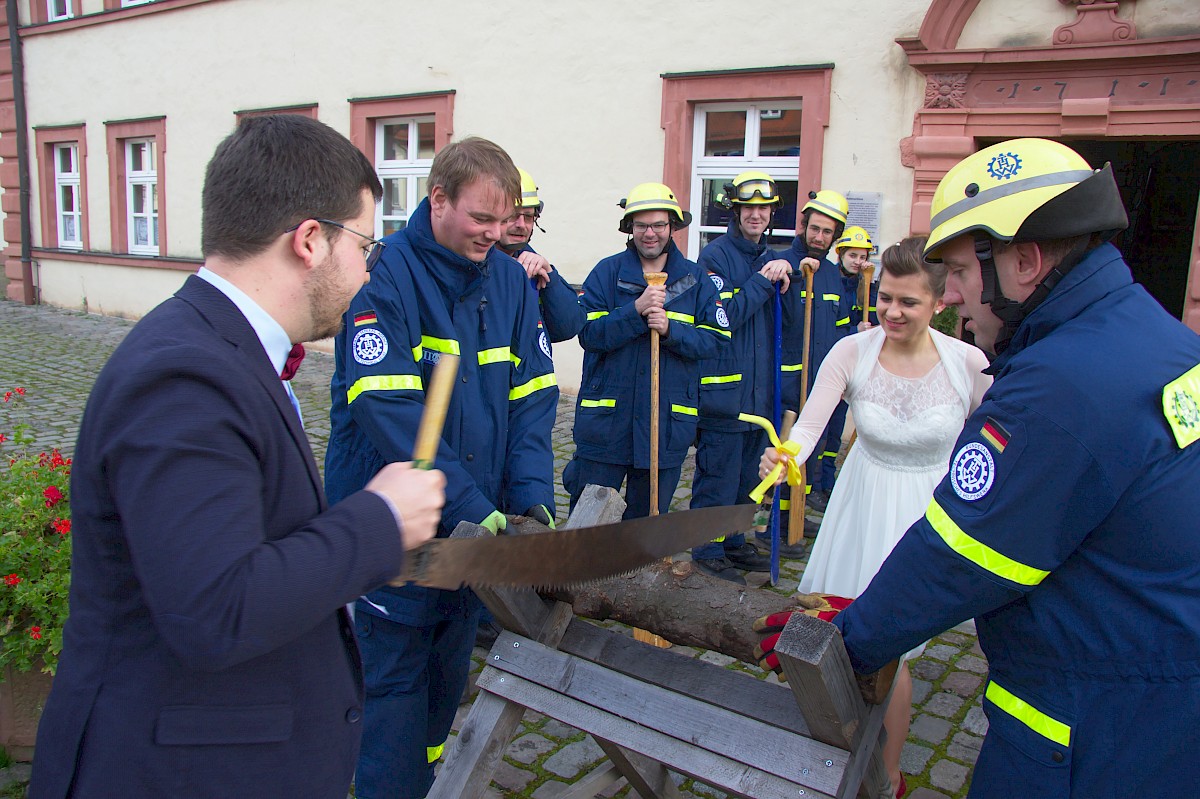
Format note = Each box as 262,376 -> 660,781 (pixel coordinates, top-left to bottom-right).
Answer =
760,138 -> 1200,798
497,167 -> 584,344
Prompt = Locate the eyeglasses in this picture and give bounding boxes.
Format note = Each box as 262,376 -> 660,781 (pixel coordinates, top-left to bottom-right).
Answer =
286,219 -> 385,272
514,210 -> 540,222
631,221 -> 671,234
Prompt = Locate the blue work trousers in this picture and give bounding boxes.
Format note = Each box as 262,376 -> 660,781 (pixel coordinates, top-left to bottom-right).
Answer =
563,456 -> 682,520
690,426 -> 769,559
353,606 -> 481,799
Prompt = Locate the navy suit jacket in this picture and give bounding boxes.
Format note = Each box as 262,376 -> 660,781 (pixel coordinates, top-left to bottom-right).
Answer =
30,276 -> 405,798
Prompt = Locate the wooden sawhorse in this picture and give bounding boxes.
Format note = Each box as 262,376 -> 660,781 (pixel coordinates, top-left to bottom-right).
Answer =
429,486 -> 894,799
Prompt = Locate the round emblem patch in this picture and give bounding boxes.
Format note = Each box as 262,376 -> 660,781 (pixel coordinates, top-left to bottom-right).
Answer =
539,330 -> 552,359
709,273 -> 724,291
716,307 -> 730,329
986,152 -> 1023,181
352,328 -> 388,366
1171,389 -> 1200,431
951,442 -> 995,501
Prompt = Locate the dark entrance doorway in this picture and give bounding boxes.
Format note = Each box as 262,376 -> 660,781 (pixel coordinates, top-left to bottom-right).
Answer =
981,138 -> 1200,321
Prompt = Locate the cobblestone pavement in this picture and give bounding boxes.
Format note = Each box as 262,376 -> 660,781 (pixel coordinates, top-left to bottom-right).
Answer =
0,299 -> 987,798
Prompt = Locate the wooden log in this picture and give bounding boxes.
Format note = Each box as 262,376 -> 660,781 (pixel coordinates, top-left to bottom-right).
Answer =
552,559 -> 796,666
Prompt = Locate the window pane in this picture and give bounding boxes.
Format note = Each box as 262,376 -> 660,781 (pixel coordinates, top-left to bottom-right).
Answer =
135,217 -> 149,246
132,183 -> 145,213
416,176 -> 429,203
758,109 -> 802,157
382,219 -> 406,236
704,111 -> 746,157
56,145 -> 74,174
129,142 -> 145,172
382,122 -> 409,161
62,215 -> 77,242
384,177 -> 408,218
59,185 -> 75,213
417,121 -> 435,159
150,183 -> 158,213
700,179 -> 734,229
771,181 -> 800,231
152,216 -> 158,246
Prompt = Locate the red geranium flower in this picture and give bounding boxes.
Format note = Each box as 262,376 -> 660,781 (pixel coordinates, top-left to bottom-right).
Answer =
52,518 -> 71,536
0,433 -> 6,443
44,485 -> 64,507
30,626 -> 42,640
4,574 -> 20,586
2,392 -> 10,402
14,387 -> 25,395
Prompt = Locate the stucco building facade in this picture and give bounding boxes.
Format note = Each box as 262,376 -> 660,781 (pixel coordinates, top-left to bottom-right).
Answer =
1,0 -> 1197,391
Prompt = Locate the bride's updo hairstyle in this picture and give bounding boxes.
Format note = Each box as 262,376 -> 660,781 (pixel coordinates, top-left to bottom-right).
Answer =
880,236 -> 947,298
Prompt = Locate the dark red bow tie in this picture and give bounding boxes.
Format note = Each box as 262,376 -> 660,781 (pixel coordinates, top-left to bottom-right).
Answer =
281,343 -> 305,381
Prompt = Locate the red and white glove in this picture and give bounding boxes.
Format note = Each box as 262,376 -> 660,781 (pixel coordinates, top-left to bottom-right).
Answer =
751,593 -> 853,677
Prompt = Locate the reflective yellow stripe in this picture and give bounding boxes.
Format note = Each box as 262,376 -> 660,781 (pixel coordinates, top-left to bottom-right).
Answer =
781,363 -> 803,372
925,499 -> 1050,586
420,335 -> 460,356
822,293 -> 840,301
701,373 -> 742,385
670,404 -> 697,416
580,398 -> 616,408
780,498 -> 789,510
347,374 -> 423,404
587,311 -> 609,320
821,449 -> 838,458
478,346 -> 517,366
697,324 -> 732,338
427,743 -> 445,763
1163,362 -> 1200,449
719,291 -> 735,300
665,311 -> 694,324
411,345 -> 423,362
986,681 -> 1071,747
835,317 -> 851,327
510,372 -> 557,401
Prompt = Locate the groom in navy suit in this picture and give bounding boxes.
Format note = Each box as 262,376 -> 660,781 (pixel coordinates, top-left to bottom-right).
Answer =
29,116 -> 444,798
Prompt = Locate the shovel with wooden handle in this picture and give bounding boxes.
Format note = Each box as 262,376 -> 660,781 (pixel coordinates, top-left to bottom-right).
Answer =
786,259 -> 817,547
844,264 -> 875,454
637,271 -> 671,648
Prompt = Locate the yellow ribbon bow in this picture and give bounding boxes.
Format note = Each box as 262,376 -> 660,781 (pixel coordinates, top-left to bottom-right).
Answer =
739,413 -> 803,503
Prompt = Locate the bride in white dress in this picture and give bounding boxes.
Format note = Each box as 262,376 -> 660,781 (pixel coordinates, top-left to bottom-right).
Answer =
761,237 -> 991,797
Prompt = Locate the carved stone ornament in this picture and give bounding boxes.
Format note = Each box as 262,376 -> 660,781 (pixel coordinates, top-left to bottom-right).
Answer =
1054,1 -> 1137,45
925,73 -> 968,108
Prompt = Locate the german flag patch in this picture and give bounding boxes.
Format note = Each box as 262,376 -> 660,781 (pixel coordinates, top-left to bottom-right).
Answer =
354,310 -> 378,327
980,417 -> 1009,453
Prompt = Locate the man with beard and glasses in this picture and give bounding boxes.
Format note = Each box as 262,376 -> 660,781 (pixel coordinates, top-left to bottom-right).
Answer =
563,182 -> 728,520
777,189 -> 851,530
30,115 -> 444,799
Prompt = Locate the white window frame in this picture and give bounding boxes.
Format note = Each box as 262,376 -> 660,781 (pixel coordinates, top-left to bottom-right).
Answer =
47,0 -> 73,21
53,143 -> 82,249
125,138 -> 158,256
374,116 -> 435,236
687,101 -> 803,256
120,0 -> 153,6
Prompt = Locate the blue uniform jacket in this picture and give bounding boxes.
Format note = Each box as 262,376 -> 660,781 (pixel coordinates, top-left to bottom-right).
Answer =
574,240 -> 728,469
835,244 -> 1200,798
325,198 -> 559,625
511,242 -> 585,343
776,238 -> 849,409
695,217 -> 798,432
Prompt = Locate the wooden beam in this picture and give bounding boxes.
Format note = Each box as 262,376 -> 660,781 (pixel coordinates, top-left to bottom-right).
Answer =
477,668 -> 838,799
486,633 -> 846,792
594,739 -> 683,799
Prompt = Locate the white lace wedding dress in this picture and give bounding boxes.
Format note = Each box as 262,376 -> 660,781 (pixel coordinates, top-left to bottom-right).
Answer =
790,327 -> 991,600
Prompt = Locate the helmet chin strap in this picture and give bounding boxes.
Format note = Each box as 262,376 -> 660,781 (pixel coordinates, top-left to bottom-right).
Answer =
974,233 -> 1091,354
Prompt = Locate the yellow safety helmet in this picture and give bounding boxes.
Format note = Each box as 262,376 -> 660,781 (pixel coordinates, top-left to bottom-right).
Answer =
618,182 -> 692,233
835,226 -> 874,254
802,189 -> 849,225
719,170 -> 783,208
517,168 -> 544,214
924,138 -> 1127,261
